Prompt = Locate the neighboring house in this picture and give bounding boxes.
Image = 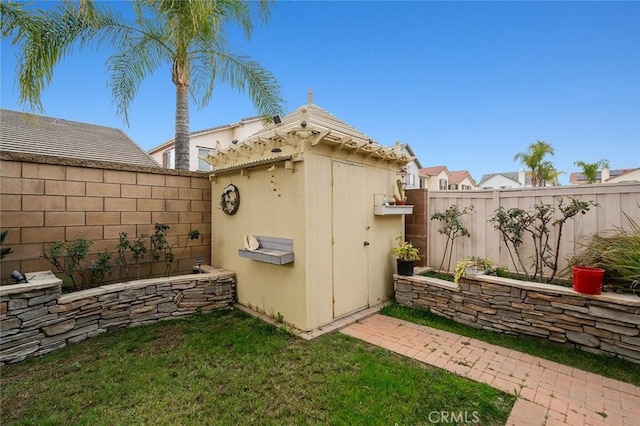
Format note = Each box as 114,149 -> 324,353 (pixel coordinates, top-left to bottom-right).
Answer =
148,116 -> 265,171
606,168 -> 640,183
477,170 -> 531,189
569,167 -> 640,185
448,170 -> 476,190
419,165 -> 450,190
0,109 -> 159,167
419,166 -> 477,190
399,144 -> 422,189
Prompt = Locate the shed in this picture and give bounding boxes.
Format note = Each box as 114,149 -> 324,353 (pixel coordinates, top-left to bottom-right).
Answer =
205,102 -> 414,331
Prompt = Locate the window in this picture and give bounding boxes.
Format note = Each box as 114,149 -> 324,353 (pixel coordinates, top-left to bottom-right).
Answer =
448,183 -> 459,190
439,178 -> 448,190
162,149 -> 175,169
419,177 -> 426,189
198,148 -> 212,171
404,173 -> 415,187
462,184 -> 472,190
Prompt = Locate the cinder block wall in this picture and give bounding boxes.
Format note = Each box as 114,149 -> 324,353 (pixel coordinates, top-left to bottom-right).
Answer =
405,188 -> 428,266
0,152 -> 211,285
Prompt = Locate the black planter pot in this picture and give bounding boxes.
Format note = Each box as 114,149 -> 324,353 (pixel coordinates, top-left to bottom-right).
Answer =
396,260 -> 415,276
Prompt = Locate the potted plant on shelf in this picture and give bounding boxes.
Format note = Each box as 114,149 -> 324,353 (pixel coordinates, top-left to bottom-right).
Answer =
454,256 -> 494,284
391,234 -> 420,276
393,179 -> 407,205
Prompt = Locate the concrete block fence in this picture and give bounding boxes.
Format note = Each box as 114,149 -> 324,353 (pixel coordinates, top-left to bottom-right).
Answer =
395,273 -> 640,363
0,152 -> 212,284
0,269 -> 235,365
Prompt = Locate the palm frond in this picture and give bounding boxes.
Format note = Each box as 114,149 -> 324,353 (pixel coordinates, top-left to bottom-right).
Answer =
211,50 -> 284,118
108,35 -> 167,124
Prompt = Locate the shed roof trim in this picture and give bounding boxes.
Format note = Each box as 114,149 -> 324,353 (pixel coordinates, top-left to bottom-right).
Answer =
204,104 -> 413,172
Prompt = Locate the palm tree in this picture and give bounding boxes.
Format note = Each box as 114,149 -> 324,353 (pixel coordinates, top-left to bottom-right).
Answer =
574,159 -> 610,184
1,0 -> 284,170
539,162 -> 564,186
513,140 -> 555,187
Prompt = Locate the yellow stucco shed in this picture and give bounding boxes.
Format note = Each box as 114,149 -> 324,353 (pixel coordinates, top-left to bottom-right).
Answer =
205,102 -> 413,331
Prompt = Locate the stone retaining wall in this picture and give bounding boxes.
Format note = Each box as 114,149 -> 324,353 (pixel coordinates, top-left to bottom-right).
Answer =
395,274 -> 640,363
0,269 -> 235,365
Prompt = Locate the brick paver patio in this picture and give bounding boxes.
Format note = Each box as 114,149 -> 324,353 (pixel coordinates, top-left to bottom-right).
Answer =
341,314 -> 640,426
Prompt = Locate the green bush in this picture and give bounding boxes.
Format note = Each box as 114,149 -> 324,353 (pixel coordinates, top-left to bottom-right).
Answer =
568,213 -> 640,294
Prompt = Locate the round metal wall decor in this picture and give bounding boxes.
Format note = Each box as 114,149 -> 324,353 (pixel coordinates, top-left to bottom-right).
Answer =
220,184 -> 240,215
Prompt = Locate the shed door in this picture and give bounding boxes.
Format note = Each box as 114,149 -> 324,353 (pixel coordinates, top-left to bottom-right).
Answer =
332,161 -> 369,318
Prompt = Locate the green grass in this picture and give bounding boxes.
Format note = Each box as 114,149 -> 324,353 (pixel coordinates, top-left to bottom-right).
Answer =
381,303 -> 640,386
1,309 -> 514,425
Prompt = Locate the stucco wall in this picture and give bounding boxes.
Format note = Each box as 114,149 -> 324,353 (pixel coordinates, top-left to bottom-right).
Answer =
0,269 -> 235,365
395,273 -> 640,363
0,152 -> 211,286
211,162 -> 308,329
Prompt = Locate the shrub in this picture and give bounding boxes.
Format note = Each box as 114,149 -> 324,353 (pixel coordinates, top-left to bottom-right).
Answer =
43,238 -> 92,290
44,224 -> 201,291
430,204 -> 474,273
568,213 -> 640,294
489,197 -> 597,283
1,230 -> 14,260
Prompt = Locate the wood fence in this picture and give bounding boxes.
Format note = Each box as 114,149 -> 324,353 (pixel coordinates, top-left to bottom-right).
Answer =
408,182 -> 640,277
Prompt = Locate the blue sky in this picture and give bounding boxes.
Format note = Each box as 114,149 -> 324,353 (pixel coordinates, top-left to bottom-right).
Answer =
2,1 -> 639,184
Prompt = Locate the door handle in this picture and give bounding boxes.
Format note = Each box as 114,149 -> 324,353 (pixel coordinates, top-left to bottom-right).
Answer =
363,241 -> 370,246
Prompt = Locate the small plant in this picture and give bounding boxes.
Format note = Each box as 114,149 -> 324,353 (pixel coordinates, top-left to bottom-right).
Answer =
430,204 -> 474,273
90,249 -> 113,285
454,257 -> 494,284
43,224 -> 201,290
170,229 -> 201,275
489,207 -> 530,279
489,197 -> 597,283
391,234 -> 420,262
116,224 -> 173,279
393,179 -> 406,205
44,238 -> 93,290
116,232 -> 148,280
1,230 -> 14,260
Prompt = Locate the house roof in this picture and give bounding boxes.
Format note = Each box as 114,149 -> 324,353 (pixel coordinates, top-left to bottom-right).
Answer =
449,170 -> 475,185
569,168 -> 636,183
0,109 -> 160,167
205,103 -> 413,173
400,143 -> 422,168
419,165 -> 448,176
148,115 -> 263,154
477,171 -> 533,187
479,172 -> 518,185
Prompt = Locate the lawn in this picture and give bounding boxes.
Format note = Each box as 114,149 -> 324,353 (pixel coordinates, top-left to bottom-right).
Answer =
381,303 -> 640,387
1,308 -> 515,425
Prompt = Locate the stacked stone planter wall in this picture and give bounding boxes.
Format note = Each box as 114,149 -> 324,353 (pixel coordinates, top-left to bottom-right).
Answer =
395,274 -> 640,363
0,269 -> 235,365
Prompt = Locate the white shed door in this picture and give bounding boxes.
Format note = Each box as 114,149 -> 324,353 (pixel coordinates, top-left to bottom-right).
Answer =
332,161 -> 369,318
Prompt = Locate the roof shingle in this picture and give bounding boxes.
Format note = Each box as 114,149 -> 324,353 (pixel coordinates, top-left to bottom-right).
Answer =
0,109 -> 159,168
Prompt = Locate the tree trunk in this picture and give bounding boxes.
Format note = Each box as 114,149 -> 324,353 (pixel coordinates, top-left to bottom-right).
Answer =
174,83 -> 190,170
